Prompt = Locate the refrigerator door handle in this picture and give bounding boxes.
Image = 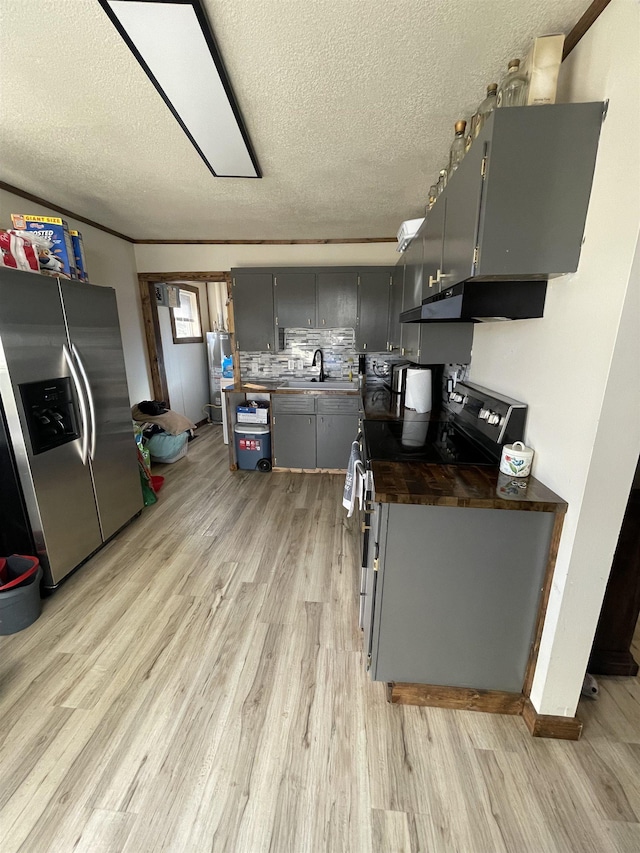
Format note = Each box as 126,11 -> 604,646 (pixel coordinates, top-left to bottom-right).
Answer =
72,344 -> 96,461
62,344 -> 89,464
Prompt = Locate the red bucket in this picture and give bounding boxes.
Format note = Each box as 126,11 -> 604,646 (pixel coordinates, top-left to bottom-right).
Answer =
0,555 -> 40,592
151,475 -> 165,493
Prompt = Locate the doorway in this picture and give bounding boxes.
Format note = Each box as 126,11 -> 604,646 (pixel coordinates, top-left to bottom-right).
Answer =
137,272 -> 232,424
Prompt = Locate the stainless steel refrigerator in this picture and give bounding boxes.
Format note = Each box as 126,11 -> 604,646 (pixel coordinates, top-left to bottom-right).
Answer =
0,267 -> 143,589
206,331 -> 234,440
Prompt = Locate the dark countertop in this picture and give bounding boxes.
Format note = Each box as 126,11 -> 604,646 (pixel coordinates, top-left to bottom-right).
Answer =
224,382 -> 360,396
371,460 -> 567,513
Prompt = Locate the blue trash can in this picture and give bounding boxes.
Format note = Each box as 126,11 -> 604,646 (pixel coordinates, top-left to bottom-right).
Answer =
234,424 -> 272,471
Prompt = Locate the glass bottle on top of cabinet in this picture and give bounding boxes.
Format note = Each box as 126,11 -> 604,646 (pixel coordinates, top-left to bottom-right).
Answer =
436,169 -> 448,195
497,60 -> 528,107
427,185 -> 438,211
474,83 -> 498,136
448,120 -> 467,175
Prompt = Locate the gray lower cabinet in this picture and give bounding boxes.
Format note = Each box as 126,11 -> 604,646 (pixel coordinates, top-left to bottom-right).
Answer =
366,502 -> 555,692
356,270 -> 391,352
317,271 -> 358,328
272,413 -> 316,468
274,271 -> 316,329
272,394 -> 361,469
317,414 -> 360,468
232,272 -> 275,352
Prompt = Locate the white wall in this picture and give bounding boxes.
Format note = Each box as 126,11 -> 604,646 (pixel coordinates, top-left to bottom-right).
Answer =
0,187 -> 152,404
134,241 -> 398,272
157,281 -> 210,423
468,0 -> 640,716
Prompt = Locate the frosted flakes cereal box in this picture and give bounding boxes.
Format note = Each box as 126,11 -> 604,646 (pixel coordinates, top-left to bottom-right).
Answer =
11,214 -> 77,278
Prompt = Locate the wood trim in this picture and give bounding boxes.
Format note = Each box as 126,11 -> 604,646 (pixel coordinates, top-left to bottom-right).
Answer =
140,271 -> 229,283
386,683 -> 524,715
138,277 -> 171,405
272,467 -> 346,474
522,509 -> 566,696
563,0 -> 612,59
0,184 -> 395,246
0,181 -> 134,243
169,283 -> 204,345
133,237 -> 396,245
522,698 -> 583,740
194,417 -> 209,428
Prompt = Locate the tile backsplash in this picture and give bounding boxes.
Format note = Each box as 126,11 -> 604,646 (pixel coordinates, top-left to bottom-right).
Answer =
239,328 -> 390,384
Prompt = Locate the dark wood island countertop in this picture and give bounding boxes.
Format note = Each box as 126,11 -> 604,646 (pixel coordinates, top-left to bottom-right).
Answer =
372,460 -> 567,513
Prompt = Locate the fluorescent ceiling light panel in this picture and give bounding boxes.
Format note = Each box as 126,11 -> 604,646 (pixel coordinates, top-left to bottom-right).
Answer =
101,0 -> 260,178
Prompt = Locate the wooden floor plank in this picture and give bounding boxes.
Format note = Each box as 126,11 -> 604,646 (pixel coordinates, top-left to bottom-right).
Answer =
0,424 -> 639,852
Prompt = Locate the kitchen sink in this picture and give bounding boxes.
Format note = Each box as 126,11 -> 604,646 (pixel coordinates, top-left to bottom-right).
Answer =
277,379 -> 358,390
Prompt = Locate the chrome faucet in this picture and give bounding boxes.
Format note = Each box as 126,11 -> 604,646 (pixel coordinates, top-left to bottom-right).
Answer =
311,349 -> 325,382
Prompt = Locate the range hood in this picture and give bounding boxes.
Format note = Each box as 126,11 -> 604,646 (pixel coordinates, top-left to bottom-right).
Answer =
400,281 -> 547,323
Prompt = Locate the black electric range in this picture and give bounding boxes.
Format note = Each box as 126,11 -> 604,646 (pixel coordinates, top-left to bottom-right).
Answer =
363,417 -> 495,465
362,381 -> 528,467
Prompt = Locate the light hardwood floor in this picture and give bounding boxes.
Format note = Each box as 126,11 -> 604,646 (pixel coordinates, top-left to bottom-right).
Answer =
1,425 -> 639,853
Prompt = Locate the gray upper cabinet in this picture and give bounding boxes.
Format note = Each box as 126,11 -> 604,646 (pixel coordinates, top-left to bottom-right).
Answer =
474,103 -> 603,279
356,270 -> 391,352
403,225 -> 424,310
398,102 -> 604,316
232,273 -> 275,352
430,102 -> 604,290
274,272 -> 316,329
387,265 -> 404,353
400,271 -> 420,361
317,271 -> 358,328
440,139 -> 485,288
422,197 -> 446,299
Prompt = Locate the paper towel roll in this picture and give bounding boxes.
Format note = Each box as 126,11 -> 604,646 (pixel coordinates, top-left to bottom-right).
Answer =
404,368 -> 432,413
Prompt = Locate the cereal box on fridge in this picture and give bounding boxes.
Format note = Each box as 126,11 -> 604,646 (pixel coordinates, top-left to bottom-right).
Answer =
69,230 -> 89,282
11,215 -> 77,278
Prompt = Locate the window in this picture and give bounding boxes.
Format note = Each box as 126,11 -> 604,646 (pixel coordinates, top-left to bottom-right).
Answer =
169,284 -> 203,344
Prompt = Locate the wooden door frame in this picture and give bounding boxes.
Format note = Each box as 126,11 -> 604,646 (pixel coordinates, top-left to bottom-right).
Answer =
137,271 -> 232,406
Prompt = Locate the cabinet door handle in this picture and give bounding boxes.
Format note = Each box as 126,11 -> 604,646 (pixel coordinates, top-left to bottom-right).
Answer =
309,417 -> 312,425
267,342 -> 271,350
308,318 -> 311,326
363,343 -> 367,350
322,318 -> 326,326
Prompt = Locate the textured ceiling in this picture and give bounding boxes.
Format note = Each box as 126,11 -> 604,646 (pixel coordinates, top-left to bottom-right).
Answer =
0,0 -> 587,240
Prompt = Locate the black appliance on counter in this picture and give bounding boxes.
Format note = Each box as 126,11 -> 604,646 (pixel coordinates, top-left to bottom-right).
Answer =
362,381 -> 527,467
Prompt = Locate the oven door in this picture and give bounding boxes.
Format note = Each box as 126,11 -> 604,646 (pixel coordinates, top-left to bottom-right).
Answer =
358,468 -> 374,629
362,487 -> 380,670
